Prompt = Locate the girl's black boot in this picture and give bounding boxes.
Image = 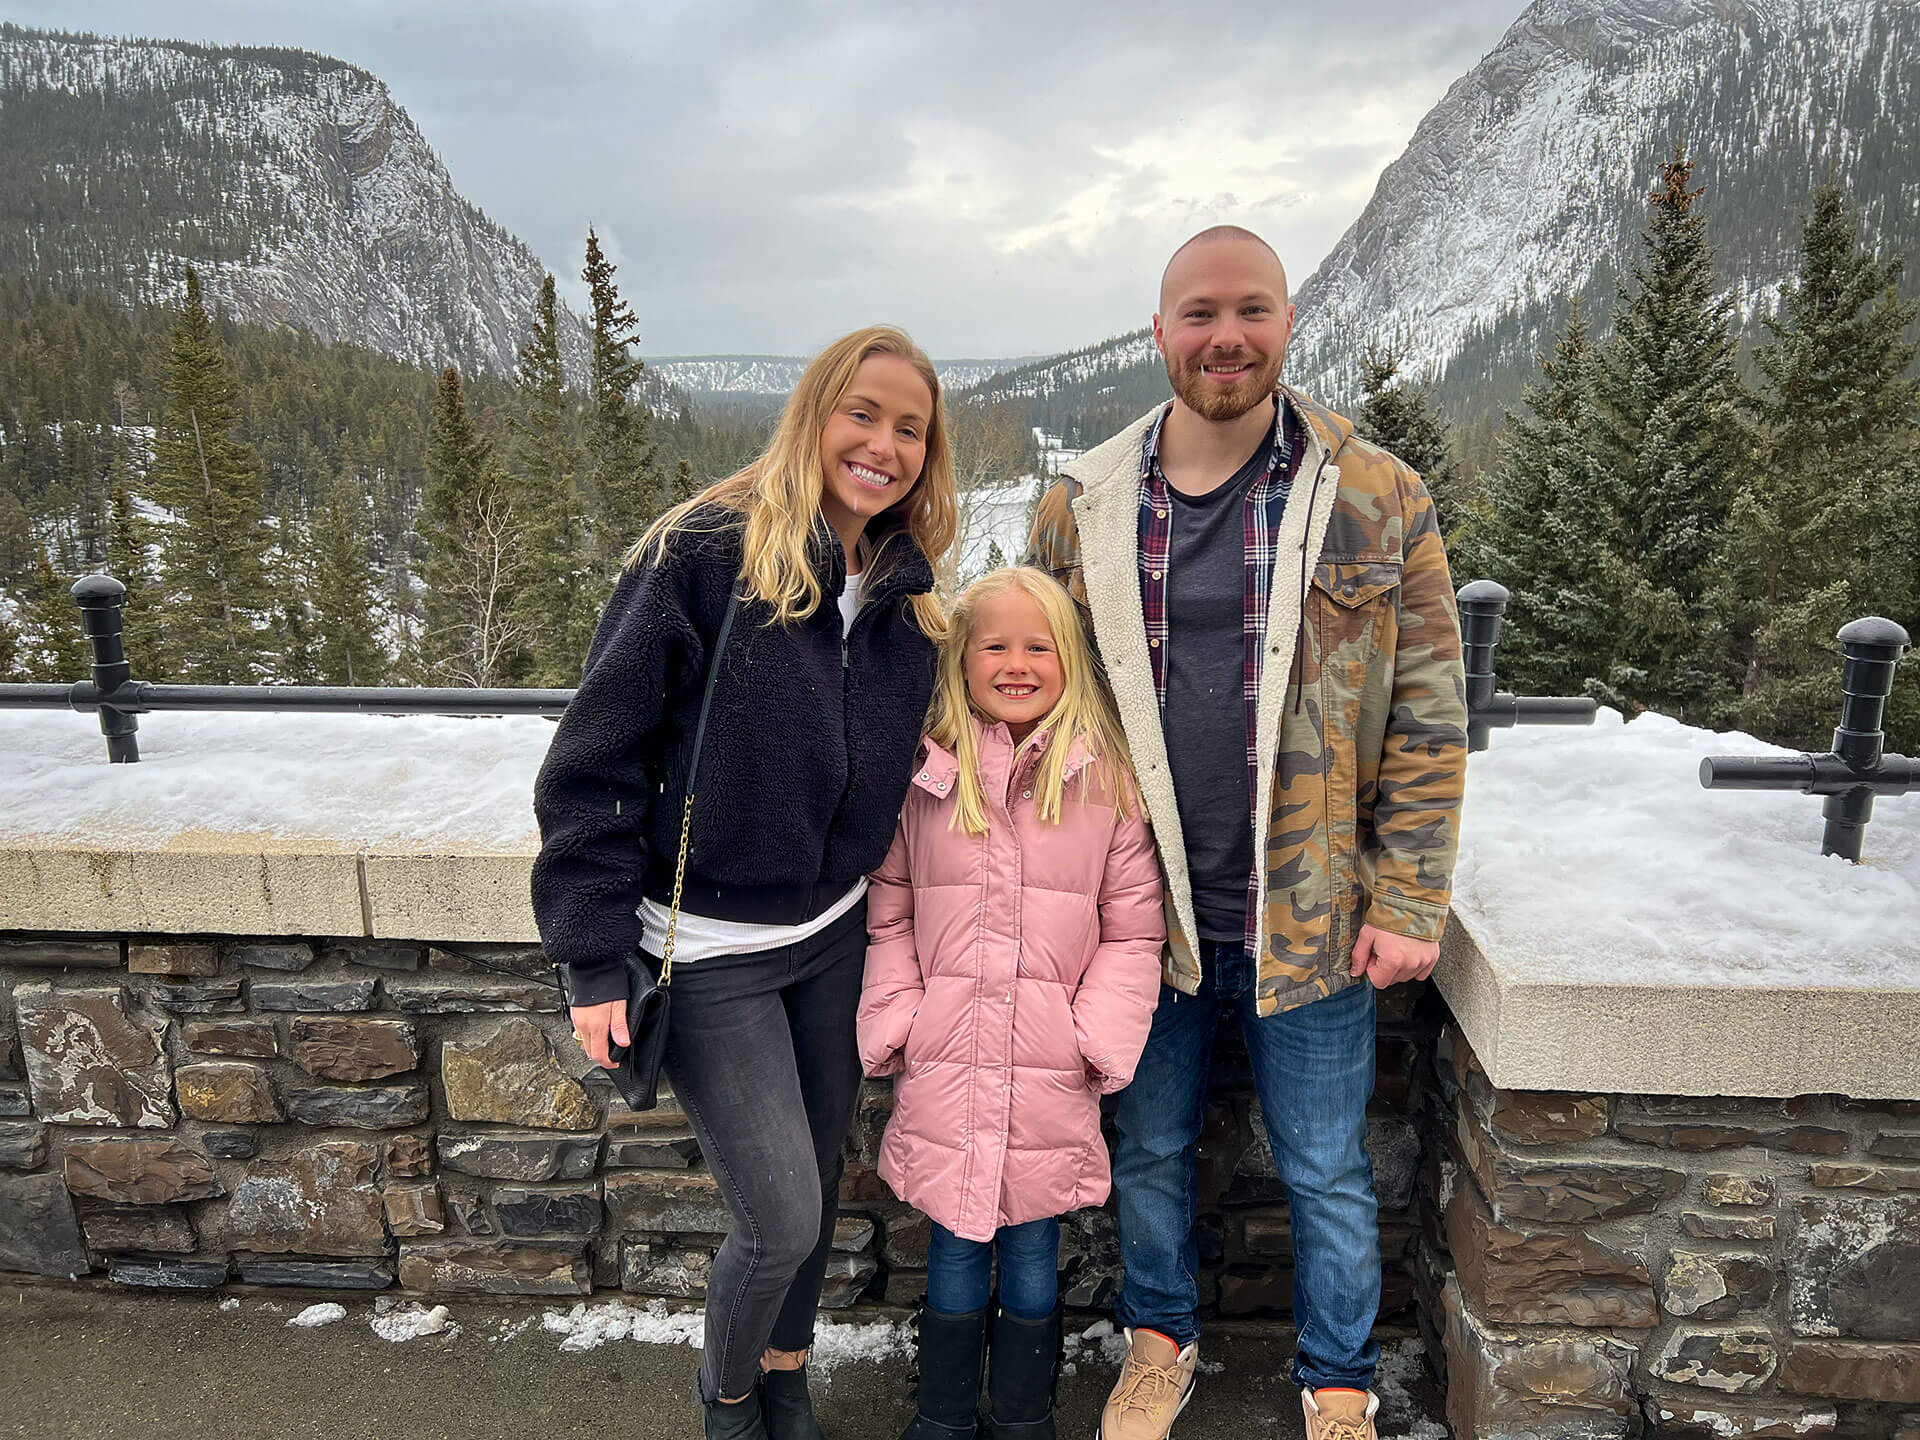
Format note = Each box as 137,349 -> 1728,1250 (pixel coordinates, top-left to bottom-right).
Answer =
705,1386 -> 773,1440
762,1363 -> 827,1440
984,1305 -> 1061,1440
899,1305 -> 988,1440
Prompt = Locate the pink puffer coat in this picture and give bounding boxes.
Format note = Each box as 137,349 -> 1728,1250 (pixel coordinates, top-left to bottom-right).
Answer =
858,719 -> 1165,1241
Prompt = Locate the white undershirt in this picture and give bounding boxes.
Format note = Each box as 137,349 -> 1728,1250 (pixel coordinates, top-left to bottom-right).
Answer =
635,570 -> 869,963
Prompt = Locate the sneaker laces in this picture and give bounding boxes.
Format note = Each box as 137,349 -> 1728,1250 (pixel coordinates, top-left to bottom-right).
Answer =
1315,1418 -> 1372,1440
1112,1351 -> 1181,1418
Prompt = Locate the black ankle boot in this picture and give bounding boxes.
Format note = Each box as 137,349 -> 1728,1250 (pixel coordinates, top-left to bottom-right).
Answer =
899,1306 -> 988,1440
761,1363 -> 826,1440
705,1385 -> 772,1440
985,1306 -> 1060,1440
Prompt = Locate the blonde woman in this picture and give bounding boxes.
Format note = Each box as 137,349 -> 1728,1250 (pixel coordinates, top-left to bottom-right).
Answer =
532,327 -> 957,1440
858,568 -> 1166,1440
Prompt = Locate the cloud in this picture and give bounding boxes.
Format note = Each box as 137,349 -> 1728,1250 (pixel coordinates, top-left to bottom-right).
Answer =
15,0 -> 1525,356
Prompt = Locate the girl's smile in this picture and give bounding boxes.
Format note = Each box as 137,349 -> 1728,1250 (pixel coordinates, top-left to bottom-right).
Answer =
964,588 -> 1065,742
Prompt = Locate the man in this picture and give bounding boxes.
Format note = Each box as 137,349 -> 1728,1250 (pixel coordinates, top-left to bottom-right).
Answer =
1025,227 -> 1467,1440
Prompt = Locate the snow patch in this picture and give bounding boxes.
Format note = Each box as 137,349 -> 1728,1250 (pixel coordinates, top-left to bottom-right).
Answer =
536,1299 -> 907,1378
286,1302 -> 346,1328
1374,1338 -> 1447,1440
371,1301 -> 458,1342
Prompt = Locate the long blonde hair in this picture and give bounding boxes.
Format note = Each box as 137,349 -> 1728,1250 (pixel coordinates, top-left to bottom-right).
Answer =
629,326 -> 956,637
926,566 -> 1137,837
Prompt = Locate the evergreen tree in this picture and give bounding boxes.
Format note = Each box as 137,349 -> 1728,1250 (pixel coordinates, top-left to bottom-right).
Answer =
581,229 -> 667,572
508,274 -> 591,684
106,479 -> 165,678
1356,344 -> 1473,551
267,517 -> 318,682
1471,302 -> 1618,697
14,555 -> 88,681
419,367 -> 526,686
1715,182 -> 1920,750
144,266 -> 271,682
309,464 -> 387,686
1587,146 -> 1753,723
0,601 -> 18,682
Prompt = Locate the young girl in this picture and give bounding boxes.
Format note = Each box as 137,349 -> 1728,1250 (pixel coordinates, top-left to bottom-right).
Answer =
859,567 -> 1166,1440
534,326 -> 956,1440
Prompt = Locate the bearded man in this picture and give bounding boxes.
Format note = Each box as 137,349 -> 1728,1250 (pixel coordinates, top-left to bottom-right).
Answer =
1026,226 -> 1468,1440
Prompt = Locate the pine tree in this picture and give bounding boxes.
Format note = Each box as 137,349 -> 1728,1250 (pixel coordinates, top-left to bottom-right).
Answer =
581,229 -> 667,573
1471,302 -> 1618,697
1715,182 -> 1920,750
508,274 -> 591,684
1587,146 -> 1753,722
0,602 -> 19,682
106,478 -> 166,679
419,367 -> 526,686
144,266 -> 271,683
267,516 -> 318,683
309,464 -> 388,686
1356,344 -> 1473,551
14,555 -> 88,682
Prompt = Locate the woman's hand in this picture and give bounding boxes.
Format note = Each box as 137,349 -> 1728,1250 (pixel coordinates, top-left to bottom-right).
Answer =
569,1000 -> 630,1070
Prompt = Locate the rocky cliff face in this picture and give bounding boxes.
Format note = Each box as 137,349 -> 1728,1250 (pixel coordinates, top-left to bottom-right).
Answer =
0,26 -> 587,378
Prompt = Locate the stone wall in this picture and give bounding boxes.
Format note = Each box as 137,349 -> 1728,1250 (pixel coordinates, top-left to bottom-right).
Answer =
1420,1023 -> 1920,1438
0,930 -> 1434,1331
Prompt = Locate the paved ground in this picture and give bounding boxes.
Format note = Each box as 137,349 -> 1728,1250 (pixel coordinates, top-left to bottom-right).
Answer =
0,1283 -> 1446,1440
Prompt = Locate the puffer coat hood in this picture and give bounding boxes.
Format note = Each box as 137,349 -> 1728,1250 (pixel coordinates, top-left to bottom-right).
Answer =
858,718 -> 1165,1241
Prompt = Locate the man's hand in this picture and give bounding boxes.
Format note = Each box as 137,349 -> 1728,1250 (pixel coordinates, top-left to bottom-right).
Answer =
1350,925 -> 1438,990
569,999 -> 631,1070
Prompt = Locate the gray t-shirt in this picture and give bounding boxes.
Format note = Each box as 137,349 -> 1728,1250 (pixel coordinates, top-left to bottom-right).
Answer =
1160,423 -> 1282,942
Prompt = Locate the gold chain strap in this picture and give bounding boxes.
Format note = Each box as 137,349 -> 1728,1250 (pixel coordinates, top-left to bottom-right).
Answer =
659,790 -> 696,988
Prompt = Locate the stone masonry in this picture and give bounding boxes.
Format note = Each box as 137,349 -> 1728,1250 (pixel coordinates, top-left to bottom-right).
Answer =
7,928 -> 1919,1439
0,931 -> 1432,1330
1420,1023 -> 1920,1438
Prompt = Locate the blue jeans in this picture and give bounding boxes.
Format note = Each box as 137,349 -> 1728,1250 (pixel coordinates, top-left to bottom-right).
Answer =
1113,942 -> 1380,1391
926,1217 -> 1060,1319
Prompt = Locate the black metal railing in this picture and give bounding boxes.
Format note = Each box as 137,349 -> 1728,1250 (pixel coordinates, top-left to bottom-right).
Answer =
1702,616 -> 1915,862
1456,579 -> 1598,751
0,575 -> 572,763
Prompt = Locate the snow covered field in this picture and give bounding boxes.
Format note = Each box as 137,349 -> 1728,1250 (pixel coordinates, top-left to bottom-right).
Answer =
2,703 -> 1914,986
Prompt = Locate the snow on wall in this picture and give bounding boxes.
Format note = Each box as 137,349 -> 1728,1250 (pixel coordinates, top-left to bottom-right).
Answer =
2,703 -> 1915,985
1452,707 -> 1919,989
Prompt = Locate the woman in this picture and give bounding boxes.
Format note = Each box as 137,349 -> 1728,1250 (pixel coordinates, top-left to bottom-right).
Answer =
531,326 -> 956,1439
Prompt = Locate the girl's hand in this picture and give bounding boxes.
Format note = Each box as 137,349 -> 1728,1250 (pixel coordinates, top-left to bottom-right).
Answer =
569,1000 -> 630,1070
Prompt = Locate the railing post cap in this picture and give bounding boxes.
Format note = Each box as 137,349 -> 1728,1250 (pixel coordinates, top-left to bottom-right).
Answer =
1457,579 -> 1512,609
1837,615 -> 1911,655
69,574 -> 126,607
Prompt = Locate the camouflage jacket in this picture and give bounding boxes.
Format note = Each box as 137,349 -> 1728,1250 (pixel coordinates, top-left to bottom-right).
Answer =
1026,386 -> 1468,1016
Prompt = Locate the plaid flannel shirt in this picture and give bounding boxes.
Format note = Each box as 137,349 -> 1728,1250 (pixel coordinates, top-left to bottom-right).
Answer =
1137,395 -> 1300,955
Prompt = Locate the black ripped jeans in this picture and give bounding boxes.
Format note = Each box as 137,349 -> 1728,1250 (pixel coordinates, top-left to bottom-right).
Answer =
663,898 -> 867,1404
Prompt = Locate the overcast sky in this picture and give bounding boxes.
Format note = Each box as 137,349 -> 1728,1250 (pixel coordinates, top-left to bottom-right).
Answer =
16,0 -> 1524,358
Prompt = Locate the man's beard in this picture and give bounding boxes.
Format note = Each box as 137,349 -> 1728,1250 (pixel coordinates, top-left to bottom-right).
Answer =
1165,347 -> 1285,422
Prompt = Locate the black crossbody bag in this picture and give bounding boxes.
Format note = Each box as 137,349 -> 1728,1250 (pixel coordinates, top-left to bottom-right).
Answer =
599,580 -> 743,1111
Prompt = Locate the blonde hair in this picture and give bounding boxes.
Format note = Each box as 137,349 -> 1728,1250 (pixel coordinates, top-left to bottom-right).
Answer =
628,325 -> 956,638
926,566 -> 1137,837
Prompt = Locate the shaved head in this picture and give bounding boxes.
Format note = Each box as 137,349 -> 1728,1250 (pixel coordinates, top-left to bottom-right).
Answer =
1159,226 -> 1289,313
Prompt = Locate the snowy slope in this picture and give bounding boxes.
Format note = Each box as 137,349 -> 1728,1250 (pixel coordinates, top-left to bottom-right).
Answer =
0,28 -> 588,378
968,0 -> 1918,420
652,355 -> 1032,400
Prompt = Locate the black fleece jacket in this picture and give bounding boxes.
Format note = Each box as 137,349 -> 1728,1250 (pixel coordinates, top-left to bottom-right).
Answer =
530,511 -> 937,1005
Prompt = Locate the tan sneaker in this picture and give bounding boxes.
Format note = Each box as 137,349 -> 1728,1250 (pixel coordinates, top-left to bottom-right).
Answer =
1301,1387 -> 1379,1440
1098,1328 -> 1197,1440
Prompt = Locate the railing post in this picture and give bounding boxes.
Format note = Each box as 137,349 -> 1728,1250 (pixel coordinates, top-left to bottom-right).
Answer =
70,574 -> 140,764
1822,616 -> 1910,862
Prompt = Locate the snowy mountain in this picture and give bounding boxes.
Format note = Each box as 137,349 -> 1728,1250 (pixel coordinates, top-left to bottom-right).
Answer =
0,25 -> 587,379
652,355 -> 1034,403
967,0 -> 1919,424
